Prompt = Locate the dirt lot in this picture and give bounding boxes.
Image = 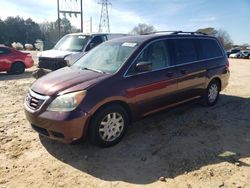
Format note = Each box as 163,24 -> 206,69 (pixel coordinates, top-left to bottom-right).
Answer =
0,58 -> 250,188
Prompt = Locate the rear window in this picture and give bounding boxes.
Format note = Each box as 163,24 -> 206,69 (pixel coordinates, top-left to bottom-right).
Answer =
172,39 -> 198,65
199,39 -> 223,59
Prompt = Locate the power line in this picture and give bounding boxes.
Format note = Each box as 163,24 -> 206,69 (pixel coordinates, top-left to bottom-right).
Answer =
57,0 -> 83,37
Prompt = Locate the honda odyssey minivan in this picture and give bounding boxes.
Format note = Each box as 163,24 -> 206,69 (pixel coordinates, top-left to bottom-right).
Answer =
24,31 -> 230,147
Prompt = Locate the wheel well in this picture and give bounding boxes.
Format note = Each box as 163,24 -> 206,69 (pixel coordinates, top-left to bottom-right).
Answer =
93,101 -> 133,124
12,61 -> 25,68
211,77 -> 222,91
84,100 -> 133,139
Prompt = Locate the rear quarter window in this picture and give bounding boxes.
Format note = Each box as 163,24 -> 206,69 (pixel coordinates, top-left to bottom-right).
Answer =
199,39 -> 223,59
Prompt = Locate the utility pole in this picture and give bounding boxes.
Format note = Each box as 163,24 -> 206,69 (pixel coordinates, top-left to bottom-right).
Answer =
90,17 -> 92,33
57,0 -> 83,38
98,0 -> 111,33
57,0 -> 60,38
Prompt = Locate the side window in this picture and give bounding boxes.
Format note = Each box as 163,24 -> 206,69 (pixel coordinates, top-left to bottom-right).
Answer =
173,39 -> 198,65
86,36 -> 105,51
128,40 -> 170,75
0,48 -> 9,55
91,36 -> 104,46
102,35 -> 108,41
199,39 -> 223,59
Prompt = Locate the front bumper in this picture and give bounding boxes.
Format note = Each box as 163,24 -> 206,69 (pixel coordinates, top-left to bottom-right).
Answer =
25,109 -> 90,143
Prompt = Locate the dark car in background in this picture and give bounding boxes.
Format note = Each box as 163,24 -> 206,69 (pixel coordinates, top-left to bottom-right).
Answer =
37,33 -> 128,71
0,45 -> 34,74
25,31 -> 230,147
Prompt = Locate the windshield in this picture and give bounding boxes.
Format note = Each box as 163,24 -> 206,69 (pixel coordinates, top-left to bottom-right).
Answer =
54,35 -> 90,52
72,41 -> 138,73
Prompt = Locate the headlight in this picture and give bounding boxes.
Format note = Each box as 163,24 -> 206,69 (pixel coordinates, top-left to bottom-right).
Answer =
47,91 -> 86,112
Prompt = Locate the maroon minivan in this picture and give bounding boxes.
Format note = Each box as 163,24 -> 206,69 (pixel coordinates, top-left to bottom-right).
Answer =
24,31 -> 230,147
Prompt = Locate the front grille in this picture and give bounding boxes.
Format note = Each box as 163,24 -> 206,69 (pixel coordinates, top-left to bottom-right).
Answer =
31,124 -> 49,136
25,90 -> 48,111
38,57 -> 67,70
26,93 -> 44,110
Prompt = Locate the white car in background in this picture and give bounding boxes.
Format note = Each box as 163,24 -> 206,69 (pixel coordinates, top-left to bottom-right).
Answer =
229,51 -> 250,59
241,51 -> 250,59
229,52 -> 242,58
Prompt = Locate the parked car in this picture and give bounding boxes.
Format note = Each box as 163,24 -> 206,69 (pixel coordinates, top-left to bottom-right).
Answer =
226,49 -> 240,57
37,33 -> 129,71
229,51 -> 250,58
0,45 -> 34,74
229,52 -> 242,58
241,51 -> 250,59
24,31 -> 230,147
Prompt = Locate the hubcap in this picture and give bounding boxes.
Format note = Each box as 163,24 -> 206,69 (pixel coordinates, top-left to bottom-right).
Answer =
208,84 -> 218,103
99,112 -> 124,142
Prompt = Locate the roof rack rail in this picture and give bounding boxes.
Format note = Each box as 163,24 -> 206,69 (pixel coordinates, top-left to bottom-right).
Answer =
143,31 -> 207,35
143,31 -> 182,35
172,31 -> 207,35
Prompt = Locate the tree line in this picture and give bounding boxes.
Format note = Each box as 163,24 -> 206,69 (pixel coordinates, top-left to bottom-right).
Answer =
130,23 -> 242,50
0,16 -> 78,47
0,17 -> 245,50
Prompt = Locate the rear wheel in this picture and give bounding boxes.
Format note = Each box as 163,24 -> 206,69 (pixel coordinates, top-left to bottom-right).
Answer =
8,62 -> 25,74
202,80 -> 220,106
89,104 -> 129,147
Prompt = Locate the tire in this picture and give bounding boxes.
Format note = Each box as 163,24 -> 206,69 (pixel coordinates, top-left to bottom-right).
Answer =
9,62 -> 25,74
89,104 -> 129,147
201,80 -> 220,106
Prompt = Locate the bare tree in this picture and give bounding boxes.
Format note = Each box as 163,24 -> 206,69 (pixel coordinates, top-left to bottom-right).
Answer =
216,29 -> 233,50
130,23 -> 156,35
196,27 -> 217,36
240,43 -> 250,50
196,27 -> 233,50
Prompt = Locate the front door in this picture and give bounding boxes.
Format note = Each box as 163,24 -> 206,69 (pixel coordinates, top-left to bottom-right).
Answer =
125,40 -> 178,117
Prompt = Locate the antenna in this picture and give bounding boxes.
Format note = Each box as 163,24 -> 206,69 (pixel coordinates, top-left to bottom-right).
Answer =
98,0 -> 111,33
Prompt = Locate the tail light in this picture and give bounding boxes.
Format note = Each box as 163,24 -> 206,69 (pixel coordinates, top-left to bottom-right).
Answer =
226,59 -> 229,69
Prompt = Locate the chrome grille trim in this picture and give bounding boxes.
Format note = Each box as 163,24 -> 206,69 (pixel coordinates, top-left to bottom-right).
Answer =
24,89 -> 50,113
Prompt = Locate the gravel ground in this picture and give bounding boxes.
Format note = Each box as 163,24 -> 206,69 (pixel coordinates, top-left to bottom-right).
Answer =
0,57 -> 250,188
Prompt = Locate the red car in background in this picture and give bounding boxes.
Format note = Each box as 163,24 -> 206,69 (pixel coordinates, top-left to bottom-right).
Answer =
0,45 -> 34,74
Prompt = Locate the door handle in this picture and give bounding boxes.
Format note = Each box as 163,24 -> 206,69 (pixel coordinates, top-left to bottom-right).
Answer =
166,72 -> 173,77
180,69 -> 187,74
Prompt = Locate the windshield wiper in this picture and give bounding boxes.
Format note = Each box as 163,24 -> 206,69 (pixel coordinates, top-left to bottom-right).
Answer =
81,67 -> 105,74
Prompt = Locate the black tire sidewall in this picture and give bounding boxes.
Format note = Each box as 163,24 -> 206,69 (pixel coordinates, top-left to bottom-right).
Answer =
11,62 -> 25,74
89,105 -> 129,147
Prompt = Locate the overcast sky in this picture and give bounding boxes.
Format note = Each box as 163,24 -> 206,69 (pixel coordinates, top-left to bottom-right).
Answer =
0,0 -> 249,45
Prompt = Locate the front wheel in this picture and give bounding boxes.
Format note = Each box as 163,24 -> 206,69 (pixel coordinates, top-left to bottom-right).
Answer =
8,62 -> 25,74
89,105 -> 129,147
202,80 -> 220,106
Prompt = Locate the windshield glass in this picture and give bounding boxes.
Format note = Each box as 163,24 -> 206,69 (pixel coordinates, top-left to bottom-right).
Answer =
54,35 -> 90,52
72,41 -> 138,73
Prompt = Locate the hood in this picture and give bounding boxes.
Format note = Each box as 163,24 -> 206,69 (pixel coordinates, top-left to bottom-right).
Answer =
31,67 -> 110,96
38,49 -> 78,59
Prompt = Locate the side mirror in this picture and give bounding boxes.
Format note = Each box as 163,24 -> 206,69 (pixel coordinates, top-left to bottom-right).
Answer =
135,61 -> 152,72
64,59 -> 71,66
